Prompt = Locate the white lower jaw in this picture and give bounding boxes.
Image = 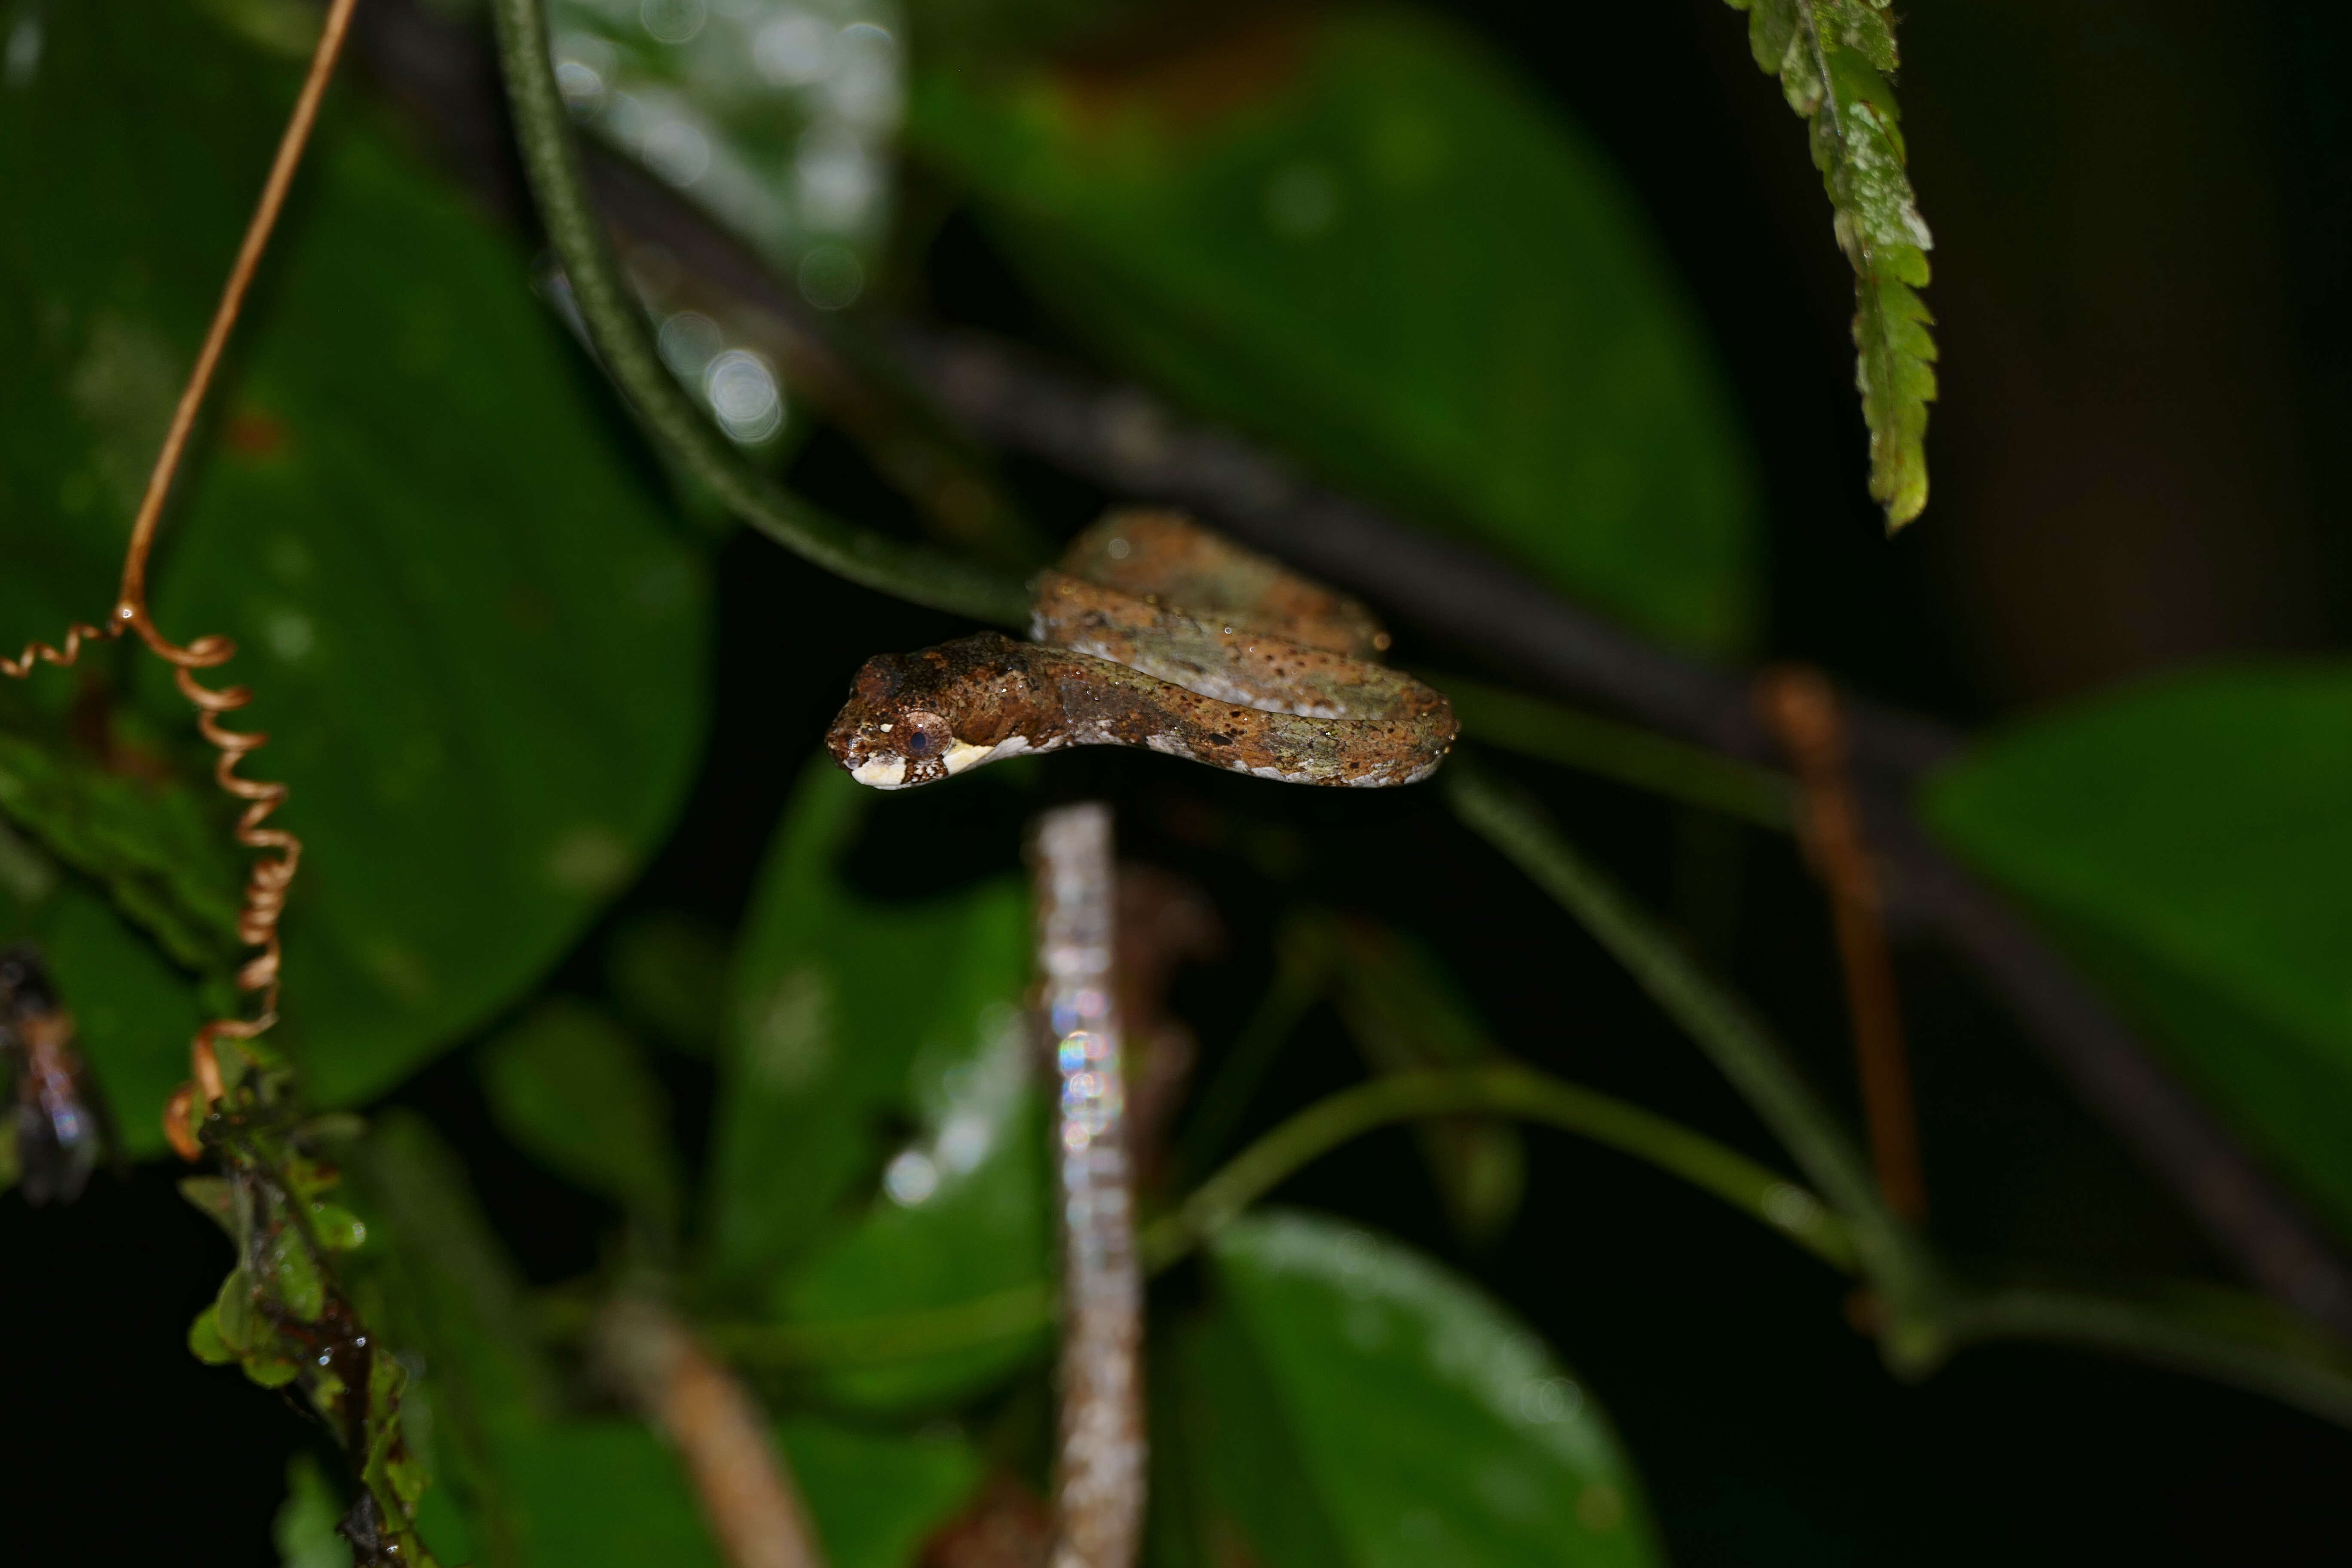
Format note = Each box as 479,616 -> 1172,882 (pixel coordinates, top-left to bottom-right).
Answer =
851,756 -> 908,788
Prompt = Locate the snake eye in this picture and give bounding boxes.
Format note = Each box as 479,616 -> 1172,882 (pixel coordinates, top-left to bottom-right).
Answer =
897,710 -> 952,760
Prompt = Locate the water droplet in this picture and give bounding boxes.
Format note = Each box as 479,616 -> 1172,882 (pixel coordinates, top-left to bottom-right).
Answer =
658,311 -> 724,377
796,244 -> 864,310
704,349 -> 784,442
753,11 -> 829,84
643,117 -> 712,187
883,1148 -> 940,1206
639,0 -> 706,44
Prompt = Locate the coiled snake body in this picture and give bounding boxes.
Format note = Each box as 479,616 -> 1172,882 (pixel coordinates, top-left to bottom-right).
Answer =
827,512 -> 1457,790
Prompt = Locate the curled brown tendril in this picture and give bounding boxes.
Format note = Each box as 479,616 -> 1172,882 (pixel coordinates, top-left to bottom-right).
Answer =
2,0 -> 358,1155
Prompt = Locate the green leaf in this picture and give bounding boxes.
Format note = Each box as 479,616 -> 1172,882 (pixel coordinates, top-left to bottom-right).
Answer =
188,1304 -> 240,1366
1184,1210 -> 1661,1568
1723,0 -> 1935,527
778,1417 -> 984,1568
606,910 -> 730,1057
908,7 -> 1761,655
346,1112 -> 559,1565
1925,663 -> 2352,1231
493,1420 -> 725,1568
0,730 -> 243,971
273,1221 -> 331,1324
350,1112 -> 559,1426
704,763 -> 1035,1293
1306,913 -> 1525,1247
276,1452 -> 355,1568
0,0 -> 710,1114
478,999 -> 684,1241
771,1053 -> 1053,1412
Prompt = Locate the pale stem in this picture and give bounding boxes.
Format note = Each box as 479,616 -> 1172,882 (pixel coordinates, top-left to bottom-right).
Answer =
1032,803 -> 1146,1568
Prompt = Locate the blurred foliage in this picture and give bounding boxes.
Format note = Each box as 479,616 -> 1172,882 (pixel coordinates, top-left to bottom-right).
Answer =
478,1000 -> 685,1249
907,6 -> 1762,655
1929,665 -> 2352,1232
707,763 -> 1051,1407
0,0 -> 711,1143
605,910 -> 731,1056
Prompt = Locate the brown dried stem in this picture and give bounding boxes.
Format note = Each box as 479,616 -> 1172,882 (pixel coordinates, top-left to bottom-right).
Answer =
596,1299 -> 830,1568
1757,665 -> 1926,1223
1030,804 -> 1146,1568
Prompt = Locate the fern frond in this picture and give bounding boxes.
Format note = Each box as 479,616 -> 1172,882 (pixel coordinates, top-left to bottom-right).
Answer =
1727,0 -> 1936,530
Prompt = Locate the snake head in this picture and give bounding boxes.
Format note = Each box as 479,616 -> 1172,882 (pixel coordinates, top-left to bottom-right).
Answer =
826,634 -> 1044,791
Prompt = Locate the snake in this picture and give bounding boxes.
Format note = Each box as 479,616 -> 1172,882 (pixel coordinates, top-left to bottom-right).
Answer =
826,511 -> 1458,791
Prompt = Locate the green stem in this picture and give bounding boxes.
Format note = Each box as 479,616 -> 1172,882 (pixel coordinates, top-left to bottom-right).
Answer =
1436,674 -> 1795,828
1444,760 -> 1941,1352
1173,926 -> 1327,1184
1150,1065 -> 1857,1271
1939,1281 -> 2352,1430
488,0 -> 1029,626
705,1062 -> 1857,1368
706,1281 -> 1055,1370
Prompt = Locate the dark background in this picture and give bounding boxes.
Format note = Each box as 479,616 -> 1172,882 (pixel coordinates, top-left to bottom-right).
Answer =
5,0 -> 2349,1562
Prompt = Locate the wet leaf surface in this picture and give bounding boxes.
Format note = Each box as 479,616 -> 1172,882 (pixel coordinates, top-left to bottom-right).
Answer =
1181,1209 -> 1662,1568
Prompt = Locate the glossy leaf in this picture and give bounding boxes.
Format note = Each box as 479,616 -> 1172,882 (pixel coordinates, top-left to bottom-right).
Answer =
772,1024 -> 1053,1411
908,7 -> 1761,654
0,0 -> 711,1119
478,999 -> 684,1241
1723,0 -> 1935,527
704,763 -> 1036,1294
1184,1210 -> 1661,1568
1926,663 -> 2352,1229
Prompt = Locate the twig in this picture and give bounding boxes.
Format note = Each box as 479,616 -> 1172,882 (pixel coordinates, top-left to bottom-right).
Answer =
684,1060 -> 2352,1432
1152,1065 -> 1856,1271
1443,761 -> 1945,1351
1031,804 -> 1145,1568
1936,1280 -> 2352,1431
1440,672 -> 1795,827
891,326 -> 1958,776
596,1298 -> 830,1568
487,0 -> 1028,626
1757,666 -> 1926,1221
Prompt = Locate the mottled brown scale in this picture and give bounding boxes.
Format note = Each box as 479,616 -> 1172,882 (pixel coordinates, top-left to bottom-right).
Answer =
827,512 -> 1455,790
